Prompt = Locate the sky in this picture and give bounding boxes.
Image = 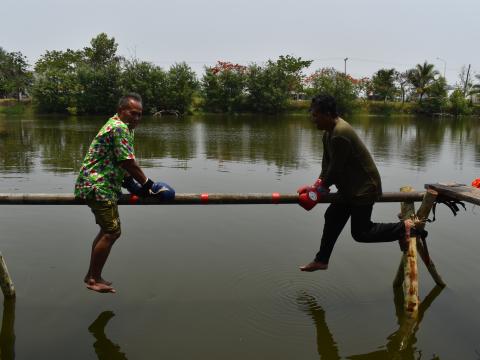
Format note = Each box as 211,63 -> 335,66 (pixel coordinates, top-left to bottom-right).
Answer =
1,0 -> 478,85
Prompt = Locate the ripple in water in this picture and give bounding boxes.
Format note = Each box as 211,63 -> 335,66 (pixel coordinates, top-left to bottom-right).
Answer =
221,262 -> 357,342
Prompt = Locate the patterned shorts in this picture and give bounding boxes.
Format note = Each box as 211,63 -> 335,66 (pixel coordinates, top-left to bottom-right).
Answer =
86,199 -> 121,234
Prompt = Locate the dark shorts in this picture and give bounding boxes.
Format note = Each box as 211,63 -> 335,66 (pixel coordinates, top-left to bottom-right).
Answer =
86,199 -> 121,234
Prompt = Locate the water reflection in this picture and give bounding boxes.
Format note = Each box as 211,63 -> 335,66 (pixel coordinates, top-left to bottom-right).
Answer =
88,311 -> 127,360
0,298 -> 15,360
298,285 -> 443,360
1,114 -> 480,174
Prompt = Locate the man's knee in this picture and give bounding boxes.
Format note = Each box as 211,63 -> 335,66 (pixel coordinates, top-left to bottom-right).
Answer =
351,229 -> 368,243
104,230 -> 121,242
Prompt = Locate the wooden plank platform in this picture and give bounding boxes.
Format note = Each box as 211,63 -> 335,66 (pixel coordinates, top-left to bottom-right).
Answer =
426,183 -> 480,206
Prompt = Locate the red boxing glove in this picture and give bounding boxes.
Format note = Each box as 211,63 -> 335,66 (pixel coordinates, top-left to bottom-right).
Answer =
298,179 -> 330,211
472,178 -> 480,188
297,184 -> 310,194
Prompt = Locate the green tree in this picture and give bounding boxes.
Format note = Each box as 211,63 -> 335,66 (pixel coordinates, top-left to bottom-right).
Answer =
75,33 -> 122,114
32,49 -> 82,113
448,88 -> 472,116
84,32 -> 120,68
415,76 -> 448,114
201,61 -> 247,112
163,62 -> 198,114
371,68 -> 397,102
121,59 -> 167,114
275,55 -> 313,93
305,68 -> 359,114
395,71 -> 410,104
245,56 -> 312,113
0,47 -> 32,99
407,61 -> 439,103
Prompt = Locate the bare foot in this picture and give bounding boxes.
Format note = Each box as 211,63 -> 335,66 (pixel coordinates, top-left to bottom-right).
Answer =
84,275 -> 112,286
300,261 -> 328,272
86,279 -> 116,293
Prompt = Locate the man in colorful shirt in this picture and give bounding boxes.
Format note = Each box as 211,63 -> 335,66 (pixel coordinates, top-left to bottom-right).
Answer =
75,93 -> 158,293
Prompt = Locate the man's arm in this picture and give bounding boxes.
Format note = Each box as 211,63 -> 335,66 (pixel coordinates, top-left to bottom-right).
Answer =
119,159 -> 148,185
321,136 -> 351,187
319,133 -> 330,180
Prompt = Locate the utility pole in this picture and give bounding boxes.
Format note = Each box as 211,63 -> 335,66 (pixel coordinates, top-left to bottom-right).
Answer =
463,64 -> 471,97
344,57 -> 348,75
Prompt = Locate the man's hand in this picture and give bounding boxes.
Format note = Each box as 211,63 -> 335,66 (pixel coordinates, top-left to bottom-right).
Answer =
150,182 -> 176,201
122,176 -> 142,196
298,179 -> 330,211
139,178 -> 155,197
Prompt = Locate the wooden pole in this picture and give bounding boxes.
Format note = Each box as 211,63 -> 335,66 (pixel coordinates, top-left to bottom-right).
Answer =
399,186 -> 419,317
393,186 -> 416,288
0,191 -> 425,205
415,189 -> 446,287
0,253 -> 15,298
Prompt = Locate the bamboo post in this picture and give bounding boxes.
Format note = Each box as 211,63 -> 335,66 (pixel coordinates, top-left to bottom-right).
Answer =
393,186 -> 416,288
0,253 -> 15,298
414,189 -> 446,287
392,186 -> 419,317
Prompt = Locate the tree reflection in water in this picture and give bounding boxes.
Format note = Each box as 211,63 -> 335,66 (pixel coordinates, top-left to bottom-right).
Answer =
297,285 -> 443,360
88,311 -> 128,360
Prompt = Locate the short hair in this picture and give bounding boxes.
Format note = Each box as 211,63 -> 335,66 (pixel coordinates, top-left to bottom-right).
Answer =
310,94 -> 338,117
118,93 -> 142,110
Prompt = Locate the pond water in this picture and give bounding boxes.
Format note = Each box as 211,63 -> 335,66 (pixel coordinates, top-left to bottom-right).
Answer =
0,113 -> 480,359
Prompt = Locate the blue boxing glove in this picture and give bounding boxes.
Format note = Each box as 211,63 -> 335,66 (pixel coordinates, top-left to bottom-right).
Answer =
150,181 -> 176,201
122,176 -> 142,196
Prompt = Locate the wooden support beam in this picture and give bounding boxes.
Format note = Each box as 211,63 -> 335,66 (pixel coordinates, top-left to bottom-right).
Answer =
0,253 -> 15,298
415,189 -> 446,287
398,186 -> 419,317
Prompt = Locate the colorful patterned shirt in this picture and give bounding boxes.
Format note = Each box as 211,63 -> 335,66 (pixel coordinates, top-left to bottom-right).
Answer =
74,115 -> 135,201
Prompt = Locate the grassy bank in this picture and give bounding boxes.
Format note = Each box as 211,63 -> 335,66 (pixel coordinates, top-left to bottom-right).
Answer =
2,98 -> 479,117
0,99 -> 32,115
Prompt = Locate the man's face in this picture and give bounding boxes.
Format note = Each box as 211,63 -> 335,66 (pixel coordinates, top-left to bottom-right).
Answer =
311,109 -> 331,130
118,99 -> 143,129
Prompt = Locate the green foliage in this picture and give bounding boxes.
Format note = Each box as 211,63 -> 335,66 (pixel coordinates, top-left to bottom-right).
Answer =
32,49 -> 82,113
245,62 -> 291,113
201,56 -> 311,114
245,56 -> 312,113
414,76 -> 448,114
163,62 -> 198,114
32,33 -> 123,114
201,62 -> 247,112
75,62 -> 122,114
305,68 -> 359,115
407,61 -> 439,103
275,55 -> 313,93
0,47 -> 32,99
371,68 -> 397,101
75,33 -> 122,114
448,89 -> 472,116
83,33 -> 120,68
121,60 -> 167,114
363,100 -> 413,115
0,102 -> 28,115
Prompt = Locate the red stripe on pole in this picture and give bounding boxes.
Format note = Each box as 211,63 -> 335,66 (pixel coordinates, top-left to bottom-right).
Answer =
272,192 -> 280,204
200,193 -> 209,204
129,195 -> 139,204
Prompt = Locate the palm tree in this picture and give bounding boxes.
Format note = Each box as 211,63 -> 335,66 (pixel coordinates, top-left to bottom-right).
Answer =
407,61 -> 439,103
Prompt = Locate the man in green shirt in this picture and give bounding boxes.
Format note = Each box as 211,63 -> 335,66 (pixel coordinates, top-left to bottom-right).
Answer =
298,94 -> 420,272
75,93 -> 160,293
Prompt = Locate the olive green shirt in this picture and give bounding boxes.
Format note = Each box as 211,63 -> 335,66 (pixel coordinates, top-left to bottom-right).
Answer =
320,118 -> 382,204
